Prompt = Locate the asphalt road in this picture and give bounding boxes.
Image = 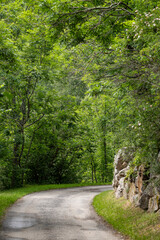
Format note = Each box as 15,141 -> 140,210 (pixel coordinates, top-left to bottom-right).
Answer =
0,185 -> 124,240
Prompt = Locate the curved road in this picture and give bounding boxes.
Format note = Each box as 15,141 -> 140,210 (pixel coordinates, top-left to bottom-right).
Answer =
0,185 -> 124,240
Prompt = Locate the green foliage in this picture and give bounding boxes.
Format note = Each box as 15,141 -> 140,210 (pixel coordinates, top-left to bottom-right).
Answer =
0,0 -> 160,189
50,0 -> 134,46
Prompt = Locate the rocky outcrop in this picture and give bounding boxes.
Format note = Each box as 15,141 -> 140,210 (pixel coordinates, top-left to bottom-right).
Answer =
112,148 -> 131,198
112,148 -> 160,212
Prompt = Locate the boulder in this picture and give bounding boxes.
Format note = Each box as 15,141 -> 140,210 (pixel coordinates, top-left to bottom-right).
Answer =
139,193 -> 150,210
115,177 -> 125,198
136,165 -> 144,194
114,148 -> 132,173
113,148 -> 133,199
123,181 -> 130,199
133,194 -> 140,207
128,182 -> 136,203
148,195 -> 160,212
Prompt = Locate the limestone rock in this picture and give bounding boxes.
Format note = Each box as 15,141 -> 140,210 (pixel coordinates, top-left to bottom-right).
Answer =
113,148 -> 133,199
115,177 -> 125,199
123,181 -> 130,199
133,194 -> 140,207
136,165 -> 144,194
128,182 -> 136,203
139,193 -> 150,210
157,152 -> 160,163
113,149 -> 160,212
148,195 -> 160,212
114,148 -> 132,173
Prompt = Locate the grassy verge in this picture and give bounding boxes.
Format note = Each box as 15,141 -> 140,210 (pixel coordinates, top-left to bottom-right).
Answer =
0,182 -> 108,223
93,190 -> 160,240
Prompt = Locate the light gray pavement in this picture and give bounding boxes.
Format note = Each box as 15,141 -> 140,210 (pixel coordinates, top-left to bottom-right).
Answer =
0,185 -> 124,240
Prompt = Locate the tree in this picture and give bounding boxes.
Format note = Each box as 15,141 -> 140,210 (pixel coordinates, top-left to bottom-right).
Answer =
50,0 -> 134,45
1,0 -> 160,189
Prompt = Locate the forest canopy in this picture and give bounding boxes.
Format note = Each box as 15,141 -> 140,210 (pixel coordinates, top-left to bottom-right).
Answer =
0,0 -> 160,189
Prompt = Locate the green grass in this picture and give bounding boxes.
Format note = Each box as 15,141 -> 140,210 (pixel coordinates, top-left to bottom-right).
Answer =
0,182 -> 108,224
93,191 -> 160,240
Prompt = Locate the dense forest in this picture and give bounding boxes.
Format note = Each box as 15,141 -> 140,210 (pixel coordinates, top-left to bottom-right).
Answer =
0,0 -> 160,189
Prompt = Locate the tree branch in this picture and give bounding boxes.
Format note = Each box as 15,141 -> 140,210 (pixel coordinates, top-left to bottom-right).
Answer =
25,114 -> 45,128
122,73 -> 143,79
18,129 -> 25,167
52,2 -> 134,27
26,124 -> 42,163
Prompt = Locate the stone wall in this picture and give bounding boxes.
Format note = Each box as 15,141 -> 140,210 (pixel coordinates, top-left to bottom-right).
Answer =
112,148 -> 160,212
